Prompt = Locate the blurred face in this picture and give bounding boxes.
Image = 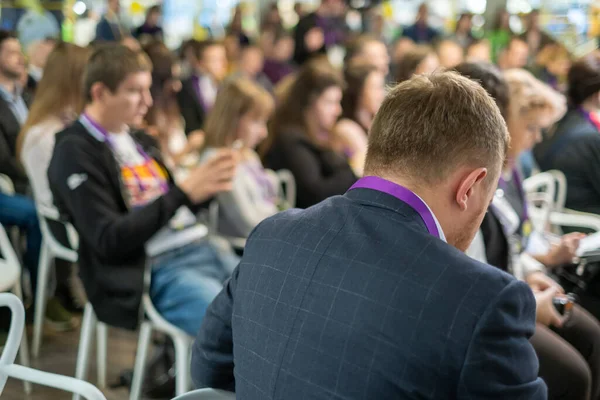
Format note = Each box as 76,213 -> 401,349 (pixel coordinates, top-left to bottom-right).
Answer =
0,38 -> 25,80
241,48 -> 264,78
417,5 -> 428,22
311,86 -> 343,131
438,42 -> 463,69
361,40 -> 390,76
457,15 -> 472,33
108,0 -> 120,14
506,40 -> 529,69
361,71 -> 386,115
507,110 -> 546,161
393,38 -> 415,64
415,54 -> 439,75
548,58 -> 571,78
199,45 -> 228,81
273,37 -> 294,61
466,42 -> 491,63
100,71 -> 153,127
237,110 -> 269,149
30,40 -> 55,69
147,10 -> 161,26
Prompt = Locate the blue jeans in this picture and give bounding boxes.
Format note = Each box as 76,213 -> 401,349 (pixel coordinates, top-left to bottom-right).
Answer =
150,239 -> 239,336
0,192 -> 41,290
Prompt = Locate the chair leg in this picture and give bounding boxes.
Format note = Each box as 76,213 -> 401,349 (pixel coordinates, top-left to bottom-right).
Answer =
72,304 -> 95,400
96,322 -> 108,389
32,242 -> 51,359
129,322 -> 153,400
173,336 -> 191,395
13,282 -> 32,394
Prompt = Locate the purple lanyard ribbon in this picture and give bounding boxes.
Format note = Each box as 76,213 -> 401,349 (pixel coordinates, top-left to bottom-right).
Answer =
498,168 -> 528,223
191,75 -> 211,113
79,113 -> 170,195
349,176 -> 441,239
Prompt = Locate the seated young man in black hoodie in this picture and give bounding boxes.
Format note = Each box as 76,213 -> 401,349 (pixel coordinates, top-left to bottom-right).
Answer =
47,44 -> 239,336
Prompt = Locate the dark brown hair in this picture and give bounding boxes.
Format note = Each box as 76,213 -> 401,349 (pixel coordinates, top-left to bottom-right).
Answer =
454,61 -> 510,119
568,53 -> 600,106
341,63 -> 379,129
395,45 -> 434,83
83,44 -> 152,102
365,72 -> 509,185
265,59 -> 344,153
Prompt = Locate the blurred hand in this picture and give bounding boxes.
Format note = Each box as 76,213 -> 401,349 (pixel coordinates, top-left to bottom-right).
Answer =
534,286 -> 565,328
546,232 -> 586,266
526,271 -> 563,293
305,27 -> 325,52
179,149 -> 238,203
187,130 -> 205,151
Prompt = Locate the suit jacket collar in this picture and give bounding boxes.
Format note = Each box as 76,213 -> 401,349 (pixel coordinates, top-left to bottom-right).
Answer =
345,187 -> 446,242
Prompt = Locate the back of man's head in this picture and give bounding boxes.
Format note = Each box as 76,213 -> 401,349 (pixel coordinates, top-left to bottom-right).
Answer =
365,71 -> 508,187
454,61 -> 510,119
83,44 -> 151,103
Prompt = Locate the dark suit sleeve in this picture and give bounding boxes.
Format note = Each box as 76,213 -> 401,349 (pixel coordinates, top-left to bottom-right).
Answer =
0,126 -> 27,183
48,137 -> 191,262
177,83 -> 204,135
191,266 -> 239,391
457,280 -> 547,399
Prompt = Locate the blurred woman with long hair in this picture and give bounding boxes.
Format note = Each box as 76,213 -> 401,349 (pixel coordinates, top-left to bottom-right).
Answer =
18,41 -> 90,330
262,59 -> 356,209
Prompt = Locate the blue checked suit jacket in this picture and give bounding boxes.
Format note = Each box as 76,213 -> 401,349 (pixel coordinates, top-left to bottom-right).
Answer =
191,187 -> 547,399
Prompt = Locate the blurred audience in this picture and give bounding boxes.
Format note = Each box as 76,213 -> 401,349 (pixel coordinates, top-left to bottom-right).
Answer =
95,0 -> 126,42
335,63 -> 385,175
262,29 -> 295,86
521,9 -> 555,63
536,54 -> 600,215
144,42 -> 203,181
293,0 -> 348,65
498,37 -> 529,70
436,39 -> 464,69
487,9 -> 513,63
177,40 -> 228,135
450,13 -> 475,48
24,38 -> 55,98
533,43 -> 572,93
401,3 -> 440,44
262,60 -> 356,208
228,5 -> 251,47
466,39 -> 492,63
235,45 -> 273,93
132,5 -> 163,44
395,45 -> 439,83
344,35 -> 390,78
200,78 -> 279,238
0,30 -> 29,192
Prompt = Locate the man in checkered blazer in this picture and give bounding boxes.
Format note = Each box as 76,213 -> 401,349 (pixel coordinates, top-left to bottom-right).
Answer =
191,71 -> 546,399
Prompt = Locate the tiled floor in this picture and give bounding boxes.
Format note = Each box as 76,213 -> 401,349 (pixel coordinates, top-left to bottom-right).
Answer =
3,324 -> 140,400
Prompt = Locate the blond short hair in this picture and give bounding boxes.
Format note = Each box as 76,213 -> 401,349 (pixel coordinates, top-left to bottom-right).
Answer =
365,72 -> 509,185
504,69 -> 566,127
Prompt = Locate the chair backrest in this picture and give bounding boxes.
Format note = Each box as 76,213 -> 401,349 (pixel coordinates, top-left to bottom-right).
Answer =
547,169 -> 568,212
37,203 -> 79,262
276,169 -> 296,209
172,388 -> 235,400
0,174 -> 15,195
0,293 -> 107,400
0,224 -> 21,293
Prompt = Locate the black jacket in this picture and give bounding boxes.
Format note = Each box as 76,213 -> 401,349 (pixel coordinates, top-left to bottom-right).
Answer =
0,96 -> 28,192
47,121 -> 195,330
534,109 -> 600,215
177,77 -> 206,135
263,128 -> 356,209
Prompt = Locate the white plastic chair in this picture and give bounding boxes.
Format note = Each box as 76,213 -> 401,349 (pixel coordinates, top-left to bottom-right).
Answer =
172,388 -> 235,400
276,169 -> 296,208
0,293 -> 106,400
32,203 -> 80,359
129,294 -> 193,399
0,223 -> 31,394
0,173 -> 15,195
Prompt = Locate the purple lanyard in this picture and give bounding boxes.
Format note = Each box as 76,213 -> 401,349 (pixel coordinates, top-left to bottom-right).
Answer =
579,107 -> 600,131
79,113 -> 170,194
349,176 -> 441,239
498,168 -> 528,223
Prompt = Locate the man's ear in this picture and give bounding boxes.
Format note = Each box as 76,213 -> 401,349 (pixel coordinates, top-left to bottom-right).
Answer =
90,82 -> 107,103
455,167 -> 488,211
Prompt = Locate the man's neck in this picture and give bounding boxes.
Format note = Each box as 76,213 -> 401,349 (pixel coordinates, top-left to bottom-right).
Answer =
84,104 -> 126,133
0,75 -> 16,94
377,172 -> 449,236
